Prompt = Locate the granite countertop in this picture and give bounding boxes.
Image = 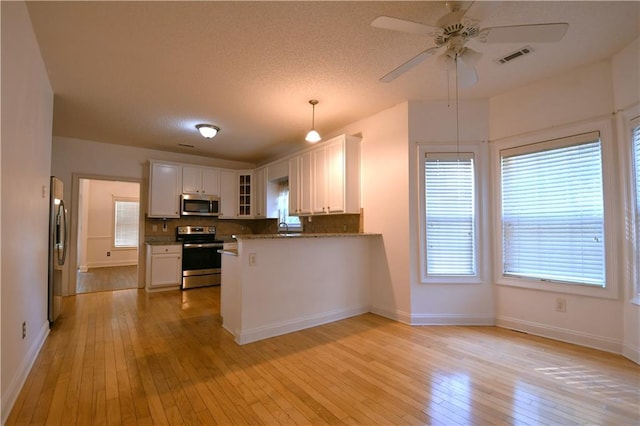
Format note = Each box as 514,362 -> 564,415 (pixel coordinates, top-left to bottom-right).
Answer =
145,240 -> 180,246
232,233 -> 380,240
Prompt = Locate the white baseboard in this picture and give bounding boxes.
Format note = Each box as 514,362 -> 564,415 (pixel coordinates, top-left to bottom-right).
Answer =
236,305 -> 369,345
1,321 -> 49,425
623,342 -> 640,364
86,260 -> 137,268
369,306 -> 412,325
410,313 -> 495,326
496,315 -> 623,354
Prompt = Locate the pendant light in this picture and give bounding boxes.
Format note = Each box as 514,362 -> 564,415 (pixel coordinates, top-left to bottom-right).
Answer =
196,124 -> 220,139
305,99 -> 321,143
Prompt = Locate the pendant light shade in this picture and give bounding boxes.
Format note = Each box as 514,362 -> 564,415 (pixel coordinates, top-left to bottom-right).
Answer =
305,100 -> 321,143
196,124 -> 220,139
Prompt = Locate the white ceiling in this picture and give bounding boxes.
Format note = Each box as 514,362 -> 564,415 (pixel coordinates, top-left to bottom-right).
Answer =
26,1 -> 639,164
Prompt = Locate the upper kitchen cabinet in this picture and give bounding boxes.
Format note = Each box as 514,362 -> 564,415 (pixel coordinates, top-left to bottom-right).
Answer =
312,134 -> 361,215
182,166 -> 220,195
219,169 -> 238,219
253,167 -> 267,218
148,161 -> 181,218
289,151 -> 313,216
237,171 -> 253,217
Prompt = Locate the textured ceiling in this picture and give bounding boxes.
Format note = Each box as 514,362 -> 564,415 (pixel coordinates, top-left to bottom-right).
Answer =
26,1 -> 639,164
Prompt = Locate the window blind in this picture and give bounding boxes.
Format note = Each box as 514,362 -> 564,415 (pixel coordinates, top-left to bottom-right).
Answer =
632,119 -> 640,290
501,134 -> 605,286
114,199 -> 139,248
424,154 -> 476,276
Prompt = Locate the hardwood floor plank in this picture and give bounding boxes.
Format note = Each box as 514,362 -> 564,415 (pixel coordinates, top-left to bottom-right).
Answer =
7,287 -> 639,426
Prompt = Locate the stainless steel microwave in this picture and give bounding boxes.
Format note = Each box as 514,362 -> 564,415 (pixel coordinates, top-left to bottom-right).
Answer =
180,194 -> 220,216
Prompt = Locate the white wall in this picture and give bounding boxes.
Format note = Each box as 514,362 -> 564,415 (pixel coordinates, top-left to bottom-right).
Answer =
82,180 -> 139,268
1,2 -> 54,421
408,100 -> 494,324
332,103 -> 413,322
489,50 -> 634,355
52,136 -> 254,295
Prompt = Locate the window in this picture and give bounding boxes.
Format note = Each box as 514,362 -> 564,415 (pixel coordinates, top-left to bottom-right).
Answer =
424,153 -> 476,276
114,197 -> 139,248
418,142 -> 485,284
276,180 -> 301,230
632,117 -> 640,297
500,132 -> 605,287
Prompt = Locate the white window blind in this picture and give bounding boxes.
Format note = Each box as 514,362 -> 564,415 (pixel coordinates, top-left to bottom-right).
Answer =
500,132 -> 605,286
632,118 -> 640,292
424,153 -> 476,275
114,198 -> 139,248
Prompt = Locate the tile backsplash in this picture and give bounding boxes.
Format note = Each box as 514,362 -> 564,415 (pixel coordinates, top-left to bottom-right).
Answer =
144,213 -> 362,242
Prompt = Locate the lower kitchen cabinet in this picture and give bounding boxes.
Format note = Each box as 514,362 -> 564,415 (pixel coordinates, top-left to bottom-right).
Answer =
145,243 -> 182,291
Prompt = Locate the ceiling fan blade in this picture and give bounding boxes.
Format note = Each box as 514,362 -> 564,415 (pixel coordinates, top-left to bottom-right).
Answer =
380,47 -> 440,83
371,16 -> 439,37
479,23 -> 569,43
461,0 -> 501,21
456,55 -> 478,88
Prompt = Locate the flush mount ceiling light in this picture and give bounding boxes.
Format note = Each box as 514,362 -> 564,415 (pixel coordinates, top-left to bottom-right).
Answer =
305,100 -> 321,143
195,124 -> 220,139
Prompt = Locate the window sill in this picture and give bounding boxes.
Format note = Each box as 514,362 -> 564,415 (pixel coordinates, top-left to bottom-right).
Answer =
421,276 -> 484,285
631,295 -> 640,306
497,276 -> 617,299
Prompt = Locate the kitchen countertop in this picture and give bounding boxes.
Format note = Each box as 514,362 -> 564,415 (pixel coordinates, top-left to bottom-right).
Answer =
232,232 -> 380,240
145,241 -> 180,246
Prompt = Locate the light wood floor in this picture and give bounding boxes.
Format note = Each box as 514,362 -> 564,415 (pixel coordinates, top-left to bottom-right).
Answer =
7,287 -> 639,425
76,266 -> 138,294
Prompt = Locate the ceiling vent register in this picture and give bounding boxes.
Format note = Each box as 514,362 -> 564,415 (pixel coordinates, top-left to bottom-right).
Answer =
495,46 -> 534,64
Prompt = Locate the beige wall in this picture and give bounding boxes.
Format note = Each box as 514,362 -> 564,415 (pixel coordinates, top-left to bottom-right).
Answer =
489,39 -> 639,360
1,2 -> 54,421
81,179 -> 140,269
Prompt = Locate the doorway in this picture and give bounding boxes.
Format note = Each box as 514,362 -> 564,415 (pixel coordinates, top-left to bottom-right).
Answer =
76,178 -> 141,294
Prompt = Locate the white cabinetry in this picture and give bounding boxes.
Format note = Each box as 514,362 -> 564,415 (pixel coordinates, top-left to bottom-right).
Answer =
145,244 -> 182,291
219,169 -> 237,219
294,134 -> 360,215
182,166 -> 220,195
148,161 -> 181,218
237,171 -> 253,217
254,167 -> 266,218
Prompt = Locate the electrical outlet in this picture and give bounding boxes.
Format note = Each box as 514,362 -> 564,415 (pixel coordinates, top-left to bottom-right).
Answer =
22,321 -> 26,339
106,251 -> 111,257
152,224 -> 158,232
249,253 -> 257,266
555,298 -> 567,312
343,224 -> 347,231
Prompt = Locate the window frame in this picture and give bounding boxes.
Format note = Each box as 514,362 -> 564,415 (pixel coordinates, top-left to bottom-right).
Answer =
112,196 -> 139,250
417,142 -> 486,285
620,104 -> 640,305
491,117 -> 618,299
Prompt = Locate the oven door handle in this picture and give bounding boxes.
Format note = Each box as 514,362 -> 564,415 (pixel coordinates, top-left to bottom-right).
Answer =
183,243 -> 224,249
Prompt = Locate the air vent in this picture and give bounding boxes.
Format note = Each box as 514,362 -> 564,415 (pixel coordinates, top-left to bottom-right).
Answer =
495,46 -> 534,64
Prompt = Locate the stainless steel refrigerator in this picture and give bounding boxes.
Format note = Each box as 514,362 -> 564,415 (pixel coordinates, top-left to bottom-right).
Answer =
48,176 -> 68,325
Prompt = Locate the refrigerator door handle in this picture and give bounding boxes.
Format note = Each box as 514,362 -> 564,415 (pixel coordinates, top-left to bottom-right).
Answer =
58,200 -> 68,265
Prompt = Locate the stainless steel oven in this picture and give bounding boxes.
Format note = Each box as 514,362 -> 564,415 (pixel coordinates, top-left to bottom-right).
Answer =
176,226 -> 223,289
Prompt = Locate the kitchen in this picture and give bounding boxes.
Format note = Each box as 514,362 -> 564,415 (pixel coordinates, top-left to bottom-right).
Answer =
2,1 -> 639,423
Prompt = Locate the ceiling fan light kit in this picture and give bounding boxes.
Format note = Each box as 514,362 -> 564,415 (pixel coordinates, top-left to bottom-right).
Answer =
196,124 -> 220,139
305,99 -> 321,143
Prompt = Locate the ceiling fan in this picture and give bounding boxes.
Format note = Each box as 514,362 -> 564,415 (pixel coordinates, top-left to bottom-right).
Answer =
371,1 -> 569,87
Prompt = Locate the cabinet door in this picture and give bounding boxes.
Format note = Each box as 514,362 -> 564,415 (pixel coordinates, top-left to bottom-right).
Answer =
254,168 -> 266,218
288,157 -> 300,215
182,166 -> 201,194
219,170 -> 237,218
149,162 -> 181,218
312,148 -> 327,214
299,152 -> 313,215
238,172 -> 253,217
150,253 -> 182,287
327,139 -> 345,213
201,168 -> 220,195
